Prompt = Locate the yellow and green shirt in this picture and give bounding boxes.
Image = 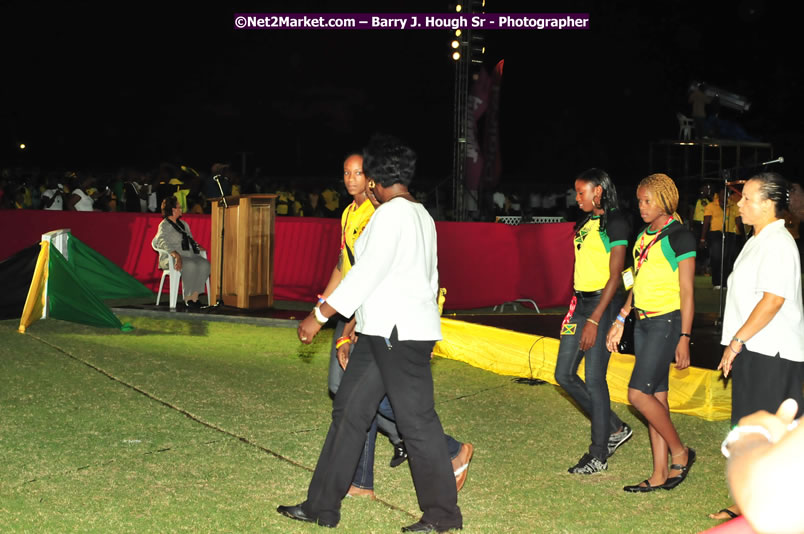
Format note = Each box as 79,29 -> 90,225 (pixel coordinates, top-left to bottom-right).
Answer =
340,199 -> 375,277
573,212 -> 629,292
632,221 -> 696,316
703,195 -> 740,233
692,198 -> 708,223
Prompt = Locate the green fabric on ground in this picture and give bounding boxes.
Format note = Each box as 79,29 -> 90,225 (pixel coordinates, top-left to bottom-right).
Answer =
47,246 -> 124,329
67,235 -> 153,300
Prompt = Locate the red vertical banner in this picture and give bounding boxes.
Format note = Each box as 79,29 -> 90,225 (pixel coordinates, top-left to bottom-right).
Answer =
482,60 -> 504,189
466,68 -> 492,191
465,60 -> 504,191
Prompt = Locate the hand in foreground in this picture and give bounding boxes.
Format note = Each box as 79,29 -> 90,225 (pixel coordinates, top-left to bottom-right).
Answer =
718,345 -> 738,378
298,313 -> 322,344
579,322 -> 598,352
172,254 -> 183,271
738,398 -> 800,444
337,343 -> 350,370
605,324 -> 623,353
674,339 -> 690,370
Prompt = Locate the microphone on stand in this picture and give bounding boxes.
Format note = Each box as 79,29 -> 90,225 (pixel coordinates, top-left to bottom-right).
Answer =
210,173 -> 228,309
213,175 -> 228,208
761,156 -> 784,166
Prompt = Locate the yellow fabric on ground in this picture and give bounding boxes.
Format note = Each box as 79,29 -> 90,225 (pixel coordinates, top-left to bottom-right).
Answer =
433,317 -> 731,421
18,241 -> 50,334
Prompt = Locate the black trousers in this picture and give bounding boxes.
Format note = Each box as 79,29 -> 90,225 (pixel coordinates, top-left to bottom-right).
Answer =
302,328 -> 461,529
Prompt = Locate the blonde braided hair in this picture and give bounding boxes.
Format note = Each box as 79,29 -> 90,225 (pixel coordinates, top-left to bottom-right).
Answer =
638,173 -> 682,223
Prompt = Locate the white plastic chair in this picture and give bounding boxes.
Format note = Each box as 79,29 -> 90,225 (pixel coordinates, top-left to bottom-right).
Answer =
152,241 -> 210,310
676,112 -> 694,141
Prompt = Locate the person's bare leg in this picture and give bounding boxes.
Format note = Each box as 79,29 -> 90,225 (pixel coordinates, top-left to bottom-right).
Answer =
628,388 -> 688,486
652,391 -> 689,478
646,420 -> 669,486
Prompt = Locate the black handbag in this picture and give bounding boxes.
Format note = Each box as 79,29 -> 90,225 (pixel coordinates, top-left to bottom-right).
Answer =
617,309 -> 636,354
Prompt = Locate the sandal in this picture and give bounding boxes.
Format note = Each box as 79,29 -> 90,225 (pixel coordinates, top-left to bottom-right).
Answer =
709,508 -> 739,520
662,447 -> 696,490
623,479 -> 662,493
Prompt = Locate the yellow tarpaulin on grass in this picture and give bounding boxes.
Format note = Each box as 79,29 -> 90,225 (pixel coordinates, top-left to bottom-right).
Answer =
18,241 -> 49,334
434,317 -> 731,421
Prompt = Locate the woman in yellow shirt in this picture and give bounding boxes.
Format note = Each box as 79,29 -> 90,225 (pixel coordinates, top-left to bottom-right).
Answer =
606,173 -> 696,492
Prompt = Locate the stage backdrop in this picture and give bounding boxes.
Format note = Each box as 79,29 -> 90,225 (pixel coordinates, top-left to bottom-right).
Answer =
0,211 -> 574,310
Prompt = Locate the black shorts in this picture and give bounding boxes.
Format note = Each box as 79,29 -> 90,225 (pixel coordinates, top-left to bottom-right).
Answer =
629,310 -> 680,394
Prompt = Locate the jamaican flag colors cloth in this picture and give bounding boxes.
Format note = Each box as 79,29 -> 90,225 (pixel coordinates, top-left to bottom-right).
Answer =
18,234 -> 148,333
434,317 -> 731,421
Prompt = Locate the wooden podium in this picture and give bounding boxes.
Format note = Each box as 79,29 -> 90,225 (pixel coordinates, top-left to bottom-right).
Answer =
209,194 -> 277,309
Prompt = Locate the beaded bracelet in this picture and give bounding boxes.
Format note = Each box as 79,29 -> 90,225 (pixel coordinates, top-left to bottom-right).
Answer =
615,314 -> 626,323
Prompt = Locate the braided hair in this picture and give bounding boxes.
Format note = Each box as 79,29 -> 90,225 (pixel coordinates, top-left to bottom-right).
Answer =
574,168 -> 620,232
638,173 -> 682,223
749,172 -> 791,218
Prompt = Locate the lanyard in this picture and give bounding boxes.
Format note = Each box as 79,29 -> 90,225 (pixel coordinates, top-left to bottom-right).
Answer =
340,201 -> 356,251
561,296 -> 577,326
635,217 -> 674,274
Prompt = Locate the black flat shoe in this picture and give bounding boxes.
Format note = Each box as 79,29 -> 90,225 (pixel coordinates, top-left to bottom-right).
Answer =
401,520 -> 461,533
662,447 -> 696,490
390,441 -> 408,468
623,479 -> 662,493
276,504 -> 336,528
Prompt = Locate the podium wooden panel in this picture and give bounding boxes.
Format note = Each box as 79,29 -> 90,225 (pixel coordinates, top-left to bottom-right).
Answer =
209,194 -> 277,309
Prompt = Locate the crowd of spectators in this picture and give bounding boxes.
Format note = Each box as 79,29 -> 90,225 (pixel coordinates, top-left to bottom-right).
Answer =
2,164 -> 800,260
0,163 -> 350,218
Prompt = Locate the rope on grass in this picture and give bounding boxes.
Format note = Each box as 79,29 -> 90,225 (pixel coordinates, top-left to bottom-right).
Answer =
23,332 -> 419,520
25,332 -> 317,469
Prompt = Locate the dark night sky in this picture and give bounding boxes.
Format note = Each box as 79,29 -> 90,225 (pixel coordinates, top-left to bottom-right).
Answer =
2,0 -> 802,189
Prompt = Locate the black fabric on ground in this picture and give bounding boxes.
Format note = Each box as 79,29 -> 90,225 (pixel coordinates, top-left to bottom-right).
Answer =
0,244 -> 39,320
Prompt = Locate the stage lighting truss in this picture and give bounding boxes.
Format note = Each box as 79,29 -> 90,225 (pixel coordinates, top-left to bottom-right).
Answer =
447,4 -> 486,64
470,34 -> 485,63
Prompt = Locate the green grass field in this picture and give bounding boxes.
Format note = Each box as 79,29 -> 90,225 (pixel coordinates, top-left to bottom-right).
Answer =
1,315 -> 732,533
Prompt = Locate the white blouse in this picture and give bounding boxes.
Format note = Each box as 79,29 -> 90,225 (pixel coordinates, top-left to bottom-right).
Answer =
721,219 -> 804,362
327,197 -> 441,341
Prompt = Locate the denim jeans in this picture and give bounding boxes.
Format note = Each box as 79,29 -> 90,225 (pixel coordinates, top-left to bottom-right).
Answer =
630,310 -> 680,394
554,293 -> 623,460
